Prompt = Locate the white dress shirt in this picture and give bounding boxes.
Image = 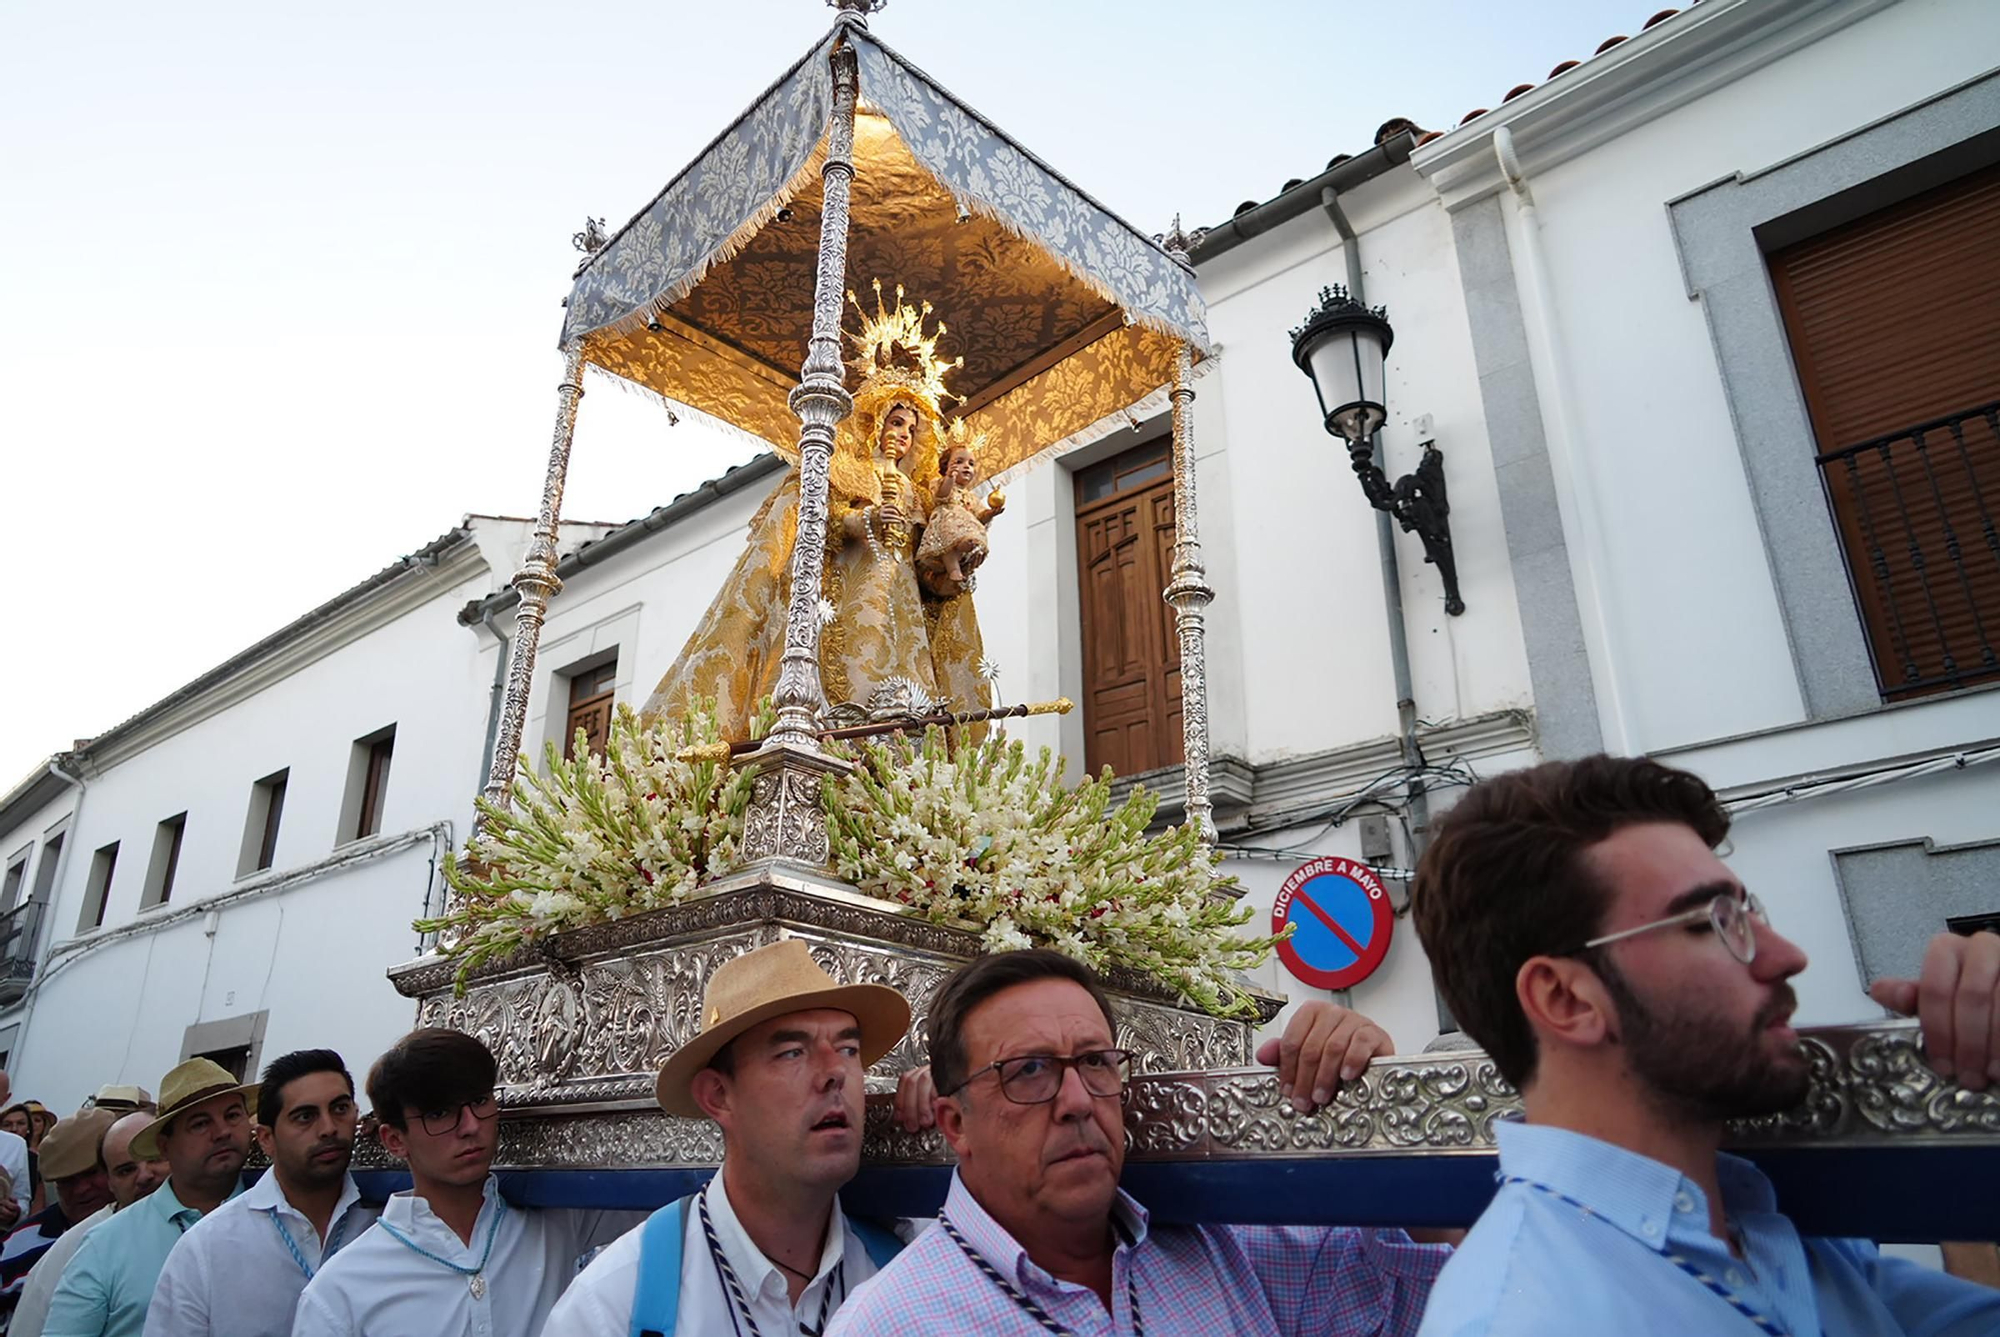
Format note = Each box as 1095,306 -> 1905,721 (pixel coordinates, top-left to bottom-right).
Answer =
12,1205 -> 112,1337
144,1169 -> 380,1337
542,1167 -> 884,1337
291,1176 -> 639,1337
0,1131 -> 31,1219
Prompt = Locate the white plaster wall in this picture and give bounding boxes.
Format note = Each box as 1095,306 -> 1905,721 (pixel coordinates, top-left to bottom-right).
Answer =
1194,171 -> 1535,767
1519,0 -> 2000,754
15,560 -> 498,1109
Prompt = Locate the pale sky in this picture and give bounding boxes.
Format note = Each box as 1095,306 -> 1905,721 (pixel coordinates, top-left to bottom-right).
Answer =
2,0 -> 1622,784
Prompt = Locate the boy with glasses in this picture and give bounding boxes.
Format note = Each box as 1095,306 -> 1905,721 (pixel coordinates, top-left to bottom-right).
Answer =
1409,755 -> 2000,1335
827,949 -> 1449,1336
292,1029 -> 642,1337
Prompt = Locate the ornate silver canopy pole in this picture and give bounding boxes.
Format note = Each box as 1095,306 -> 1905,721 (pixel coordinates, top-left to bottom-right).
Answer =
483,343 -> 587,808
1160,221 -> 1217,844
736,15 -> 865,867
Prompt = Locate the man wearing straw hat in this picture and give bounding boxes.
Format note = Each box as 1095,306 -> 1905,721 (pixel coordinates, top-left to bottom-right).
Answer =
14,1112 -> 167,1337
1,1109 -> 117,1322
146,1049 -> 382,1337
44,1060 -> 252,1337
543,937 -> 918,1337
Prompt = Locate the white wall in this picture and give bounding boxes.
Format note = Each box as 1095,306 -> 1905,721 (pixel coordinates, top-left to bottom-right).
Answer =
14,552 -> 499,1110
1514,0 -> 2000,755
1195,171 -> 1536,767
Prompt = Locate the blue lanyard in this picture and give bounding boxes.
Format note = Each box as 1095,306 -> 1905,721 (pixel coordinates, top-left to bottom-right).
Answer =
1499,1175 -> 1786,1336
270,1206 -> 351,1281
377,1196 -> 506,1285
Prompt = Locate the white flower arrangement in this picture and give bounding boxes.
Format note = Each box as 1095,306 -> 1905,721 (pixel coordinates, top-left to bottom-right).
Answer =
823,727 -> 1283,1018
421,708 -> 1283,1017
420,700 -> 763,985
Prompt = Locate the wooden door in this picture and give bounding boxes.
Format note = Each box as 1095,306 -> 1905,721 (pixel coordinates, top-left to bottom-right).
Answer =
1076,442 -> 1184,776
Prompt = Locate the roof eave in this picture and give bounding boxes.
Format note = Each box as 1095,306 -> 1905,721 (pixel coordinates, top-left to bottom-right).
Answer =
1187,131 -> 1417,266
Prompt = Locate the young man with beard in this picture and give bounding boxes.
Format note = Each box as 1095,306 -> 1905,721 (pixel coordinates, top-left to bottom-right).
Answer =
544,938 -> 920,1337
1410,755 -> 2000,1336
145,1050 -> 382,1337
14,1111 -> 168,1337
46,1061 -> 253,1337
828,949 -> 1449,1337
292,1028 -> 642,1337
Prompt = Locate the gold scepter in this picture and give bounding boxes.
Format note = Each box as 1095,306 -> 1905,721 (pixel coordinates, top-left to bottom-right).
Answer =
678,698 -> 1073,763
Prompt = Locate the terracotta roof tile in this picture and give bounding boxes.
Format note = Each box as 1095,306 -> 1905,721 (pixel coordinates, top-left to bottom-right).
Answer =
1194,5 -> 1689,240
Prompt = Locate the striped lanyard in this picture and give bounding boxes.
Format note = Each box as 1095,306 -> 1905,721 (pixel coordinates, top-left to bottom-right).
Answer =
1499,1175 -> 1786,1336
698,1185 -> 843,1337
270,1207 -> 351,1281
937,1212 -> 1144,1337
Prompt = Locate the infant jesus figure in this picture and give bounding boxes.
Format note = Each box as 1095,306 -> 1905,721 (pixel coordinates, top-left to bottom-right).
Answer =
916,438 -> 1006,597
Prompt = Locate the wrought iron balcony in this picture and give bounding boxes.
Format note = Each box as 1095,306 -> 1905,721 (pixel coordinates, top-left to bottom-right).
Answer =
0,900 -> 42,1006
1818,400 -> 2000,699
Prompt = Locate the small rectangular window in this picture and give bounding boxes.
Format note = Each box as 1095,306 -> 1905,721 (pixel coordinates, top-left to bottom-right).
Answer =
0,857 -> 24,916
141,815 -> 186,911
564,655 -> 619,761
81,842 -> 118,931
341,726 -> 396,843
29,833 -> 63,905
237,770 -> 289,876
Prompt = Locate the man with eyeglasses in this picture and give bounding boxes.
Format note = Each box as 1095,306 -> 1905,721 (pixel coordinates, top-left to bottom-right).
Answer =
1408,755 -> 2000,1335
827,948 -> 1450,1336
292,1028 -> 643,1337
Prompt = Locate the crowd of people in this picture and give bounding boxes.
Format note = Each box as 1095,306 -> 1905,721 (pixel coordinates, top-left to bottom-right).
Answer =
3,755 -> 1996,1335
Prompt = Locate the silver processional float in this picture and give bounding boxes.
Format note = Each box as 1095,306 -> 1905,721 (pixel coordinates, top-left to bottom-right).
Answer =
376,0 -> 2000,1239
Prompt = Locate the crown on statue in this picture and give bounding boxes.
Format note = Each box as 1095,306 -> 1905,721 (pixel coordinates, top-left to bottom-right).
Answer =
941,417 -> 987,460
847,279 -> 963,425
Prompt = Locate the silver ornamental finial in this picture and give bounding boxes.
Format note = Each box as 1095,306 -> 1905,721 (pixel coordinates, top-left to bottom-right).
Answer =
1158,213 -> 1200,272
571,217 -> 608,255
827,0 -> 886,23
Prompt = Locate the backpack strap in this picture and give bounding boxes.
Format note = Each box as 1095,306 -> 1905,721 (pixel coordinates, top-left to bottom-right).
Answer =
848,1216 -> 906,1271
629,1193 -> 697,1337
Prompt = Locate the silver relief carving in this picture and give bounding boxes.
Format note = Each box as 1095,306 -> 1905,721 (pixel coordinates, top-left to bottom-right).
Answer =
363,1018 -> 1996,1172
483,342 -> 588,812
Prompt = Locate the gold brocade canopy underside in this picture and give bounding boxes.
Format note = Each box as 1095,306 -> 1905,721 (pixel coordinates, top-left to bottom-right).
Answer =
562,26 -> 1212,481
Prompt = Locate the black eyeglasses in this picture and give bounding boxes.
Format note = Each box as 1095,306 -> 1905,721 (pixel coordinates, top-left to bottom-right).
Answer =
946,1049 -> 1133,1104
416,1094 -> 499,1136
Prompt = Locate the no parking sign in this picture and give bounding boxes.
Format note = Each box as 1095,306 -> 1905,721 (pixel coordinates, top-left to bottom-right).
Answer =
1273,856 -> 1394,990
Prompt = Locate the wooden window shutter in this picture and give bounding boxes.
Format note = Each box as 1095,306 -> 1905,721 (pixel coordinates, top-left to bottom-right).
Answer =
1769,162 -> 2000,698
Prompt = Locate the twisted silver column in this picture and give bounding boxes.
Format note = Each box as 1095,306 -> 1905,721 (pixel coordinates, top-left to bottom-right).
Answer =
483,343 -> 586,808
768,41 -> 860,748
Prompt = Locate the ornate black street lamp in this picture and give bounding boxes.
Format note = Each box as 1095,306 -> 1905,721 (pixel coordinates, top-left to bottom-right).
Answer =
1291,286 -> 1464,615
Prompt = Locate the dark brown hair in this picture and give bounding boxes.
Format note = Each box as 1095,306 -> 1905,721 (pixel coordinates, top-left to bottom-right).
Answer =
258,1049 -> 353,1129
928,949 -> 1118,1097
1410,755 -> 1729,1089
365,1029 -> 497,1131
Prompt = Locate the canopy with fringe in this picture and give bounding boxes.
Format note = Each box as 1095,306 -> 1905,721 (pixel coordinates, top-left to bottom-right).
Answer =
562,26 -> 1210,482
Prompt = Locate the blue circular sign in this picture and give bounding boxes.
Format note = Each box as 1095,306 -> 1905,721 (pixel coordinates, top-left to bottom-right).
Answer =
1272,857 -> 1394,990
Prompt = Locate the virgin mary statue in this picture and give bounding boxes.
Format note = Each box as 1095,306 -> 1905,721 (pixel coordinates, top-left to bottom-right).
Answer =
639,283 -> 992,740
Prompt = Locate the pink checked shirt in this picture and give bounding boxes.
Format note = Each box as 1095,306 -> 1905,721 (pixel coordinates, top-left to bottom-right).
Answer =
825,1171 -> 1447,1337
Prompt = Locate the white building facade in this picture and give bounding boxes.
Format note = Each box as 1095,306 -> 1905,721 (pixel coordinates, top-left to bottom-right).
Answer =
2,0 -> 1994,1111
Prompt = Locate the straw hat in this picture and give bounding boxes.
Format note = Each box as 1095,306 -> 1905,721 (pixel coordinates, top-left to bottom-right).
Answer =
130,1059 -> 257,1159
39,1108 -> 118,1180
89,1084 -> 155,1112
655,939 -> 910,1119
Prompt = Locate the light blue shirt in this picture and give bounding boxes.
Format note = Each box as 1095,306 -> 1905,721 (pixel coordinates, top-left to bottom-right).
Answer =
43,1179 -> 242,1337
1419,1120 -> 2000,1337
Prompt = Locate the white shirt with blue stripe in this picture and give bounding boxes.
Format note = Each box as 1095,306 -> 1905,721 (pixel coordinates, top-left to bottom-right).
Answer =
1418,1119 -> 2000,1336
